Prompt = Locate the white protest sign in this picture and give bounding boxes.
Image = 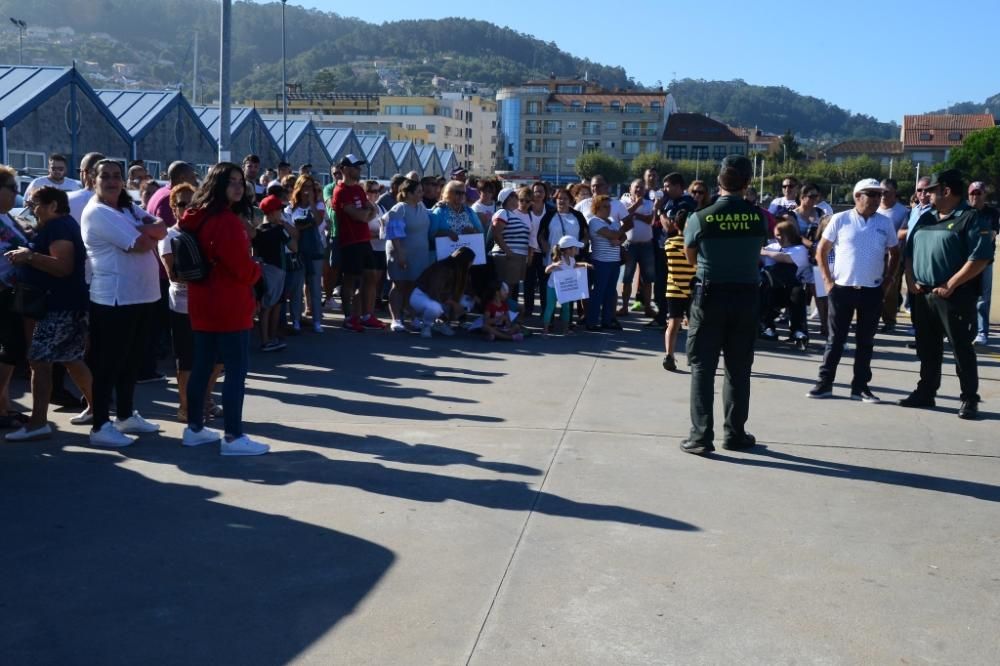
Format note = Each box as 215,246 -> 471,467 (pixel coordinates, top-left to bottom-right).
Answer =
553,267 -> 589,303
435,233 -> 486,265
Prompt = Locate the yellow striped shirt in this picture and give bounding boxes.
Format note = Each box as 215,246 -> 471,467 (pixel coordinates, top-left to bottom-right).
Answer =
665,235 -> 696,298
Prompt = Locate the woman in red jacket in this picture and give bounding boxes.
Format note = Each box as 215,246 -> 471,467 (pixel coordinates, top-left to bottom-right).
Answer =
178,163 -> 267,456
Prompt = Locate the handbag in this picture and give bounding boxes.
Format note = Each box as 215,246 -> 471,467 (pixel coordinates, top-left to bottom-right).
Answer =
12,282 -> 48,319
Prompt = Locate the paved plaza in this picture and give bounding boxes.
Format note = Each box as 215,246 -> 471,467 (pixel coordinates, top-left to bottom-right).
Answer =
2,316 -> 999,665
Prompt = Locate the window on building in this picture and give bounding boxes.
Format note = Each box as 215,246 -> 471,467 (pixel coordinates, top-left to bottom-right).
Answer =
524,139 -> 542,152
565,158 -> 576,166
948,131 -> 962,141
605,141 -> 616,149
692,146 -> 709,159
571,101 -> 582,112
444,126 -> 452,136
623,122 -> 640,136
566,121 -> 578,129
556,84 -> 584,94
666,145 -> 688,160
565,139 -> 578,148
543,139 -> 560,152
585,102 -> 603,113
583,121 -> 601,136
623,141 -> 640,155
426,125 -> 436,133
712,146 -> 728,159
604,121 -> 618,130
625,103 -> 642,114
919,132 -> 932,141
610,100 -> 621,112
527,101 -> 541,114
543,158 -> 558,172
526,120 -> 542,133
583,140 -> 601,152
651,101 -> 662,112
546,103 -> 564,113
544,120 -> 562,134
7,150 -> 47,172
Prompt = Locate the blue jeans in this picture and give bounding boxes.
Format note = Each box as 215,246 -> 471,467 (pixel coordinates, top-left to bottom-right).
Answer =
622,241 -> 656,285
187,329 -> 250,437
587,260 -> 619,326
283,268 -> 305,324
977,263 -> 993,338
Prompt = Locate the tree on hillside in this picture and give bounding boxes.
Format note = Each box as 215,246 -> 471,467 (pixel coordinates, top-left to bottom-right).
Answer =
575,151 -> 628,186
937,127 -> 1000,195
779,130 -> 804,163
630,153 -> 673,180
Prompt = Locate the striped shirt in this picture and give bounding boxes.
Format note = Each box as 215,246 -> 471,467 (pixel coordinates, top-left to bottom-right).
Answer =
491,210 -> 531,256
588,217 -> 622,263
665,235 -> 695,298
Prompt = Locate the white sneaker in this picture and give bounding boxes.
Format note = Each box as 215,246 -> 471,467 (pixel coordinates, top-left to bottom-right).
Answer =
5,424 -> 52,441
90,422 -> 136,448
182,426 -> 222,447
221,435 -> 269,456
793,330 -> 808,340
420,324 -> 433,338
70,409 -> 93,425
974,334 -> 987,345
114,410 -> 161,434
432,321 -> 455,336
390,320 -> 406,332
808,309 -> 819,320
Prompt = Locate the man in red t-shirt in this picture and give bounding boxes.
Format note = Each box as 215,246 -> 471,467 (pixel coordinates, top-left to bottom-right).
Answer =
331,154 -> 383,331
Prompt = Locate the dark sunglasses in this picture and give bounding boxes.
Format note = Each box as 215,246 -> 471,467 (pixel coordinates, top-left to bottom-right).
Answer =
176,201 -> 192,210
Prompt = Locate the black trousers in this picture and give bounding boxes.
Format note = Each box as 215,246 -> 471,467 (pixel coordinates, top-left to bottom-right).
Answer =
911,287 -> 979,400
89,301 -> 155,429
522,252 -> 547,317
760,282 -> 808,336
818,285 -> 882,391
687,282 -> 759,445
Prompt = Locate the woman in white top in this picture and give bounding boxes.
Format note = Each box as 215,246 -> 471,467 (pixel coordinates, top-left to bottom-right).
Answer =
80,159 -> 167,448
585,195 -> 626,331
285,175 -> 325,333
490,187 -> 533,304
522,181 -> 550,318
759,220 -> 811,345
619,179 -> 656,317
470,179 -> 498,231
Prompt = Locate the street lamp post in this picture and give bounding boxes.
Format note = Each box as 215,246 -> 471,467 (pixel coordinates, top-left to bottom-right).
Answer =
281,0 -> 288,160
218,0 -> 232,162
9,18 -> 27,65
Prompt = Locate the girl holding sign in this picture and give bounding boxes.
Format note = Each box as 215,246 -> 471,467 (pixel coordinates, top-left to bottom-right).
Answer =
542,235 -> 591,336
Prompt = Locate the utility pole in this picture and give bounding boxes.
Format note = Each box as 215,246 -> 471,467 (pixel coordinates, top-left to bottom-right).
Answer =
281,0 -> 288,160
9,18 -> 27,65
192,29 -> 198,106
218,0 -> 232,162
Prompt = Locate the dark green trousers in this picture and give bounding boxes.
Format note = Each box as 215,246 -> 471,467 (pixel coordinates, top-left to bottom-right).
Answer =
686,282 -> 759,445
911,287 -> 979,401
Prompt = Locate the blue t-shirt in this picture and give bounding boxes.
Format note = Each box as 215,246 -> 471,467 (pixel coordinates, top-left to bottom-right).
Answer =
19,215 -> 88,312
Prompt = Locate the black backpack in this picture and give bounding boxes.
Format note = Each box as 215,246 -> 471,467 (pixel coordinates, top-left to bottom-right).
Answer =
170,219 -> 211,282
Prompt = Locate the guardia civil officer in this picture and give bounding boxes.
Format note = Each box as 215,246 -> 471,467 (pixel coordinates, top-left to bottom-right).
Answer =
900,169 -> 995,420
680,156 -> 768,454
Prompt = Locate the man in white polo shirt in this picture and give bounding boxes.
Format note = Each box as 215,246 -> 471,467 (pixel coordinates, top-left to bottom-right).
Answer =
807,178 -> 899,402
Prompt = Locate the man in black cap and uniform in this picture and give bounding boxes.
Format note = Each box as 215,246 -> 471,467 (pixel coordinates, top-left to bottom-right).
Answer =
900,169 -> 995,420
680,155 -> 767,454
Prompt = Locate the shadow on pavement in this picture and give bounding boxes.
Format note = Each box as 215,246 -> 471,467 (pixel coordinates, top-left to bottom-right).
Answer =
119,436 -> 698,533
0,443 -> 394,665
714,445 -> 1000,502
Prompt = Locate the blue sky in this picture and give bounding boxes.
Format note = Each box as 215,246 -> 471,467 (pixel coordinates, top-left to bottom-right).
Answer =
282,0 -> 999,123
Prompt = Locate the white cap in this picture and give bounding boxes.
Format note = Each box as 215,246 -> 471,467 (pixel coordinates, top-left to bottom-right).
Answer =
497,187 -> 517,207
853,178 -> 884,196
557,235 -> 584,249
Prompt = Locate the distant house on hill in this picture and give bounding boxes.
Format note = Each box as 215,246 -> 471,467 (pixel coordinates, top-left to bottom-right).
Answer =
901,114 -> 995,165
729,126 -> 781,154
822,140 -> 903,167
662,113 -> 747,161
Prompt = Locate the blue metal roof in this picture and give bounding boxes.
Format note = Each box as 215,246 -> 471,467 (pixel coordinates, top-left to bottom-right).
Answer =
417,144 -> 438,169
191,105 -> 254,140
389,140 -> 414,162
359,135 -> 385,155
438,148 -> 457,171
96,89 -> 215,147
263,119 -> 311,152
316,128 -> 355,159
0,66 -> 130,143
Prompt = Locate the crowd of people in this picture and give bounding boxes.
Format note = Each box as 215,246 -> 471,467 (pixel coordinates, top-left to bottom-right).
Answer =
0,150 -> 996,455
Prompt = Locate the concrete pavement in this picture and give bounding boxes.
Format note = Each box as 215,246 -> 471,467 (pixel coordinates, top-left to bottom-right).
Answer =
1,314 -> 998,665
